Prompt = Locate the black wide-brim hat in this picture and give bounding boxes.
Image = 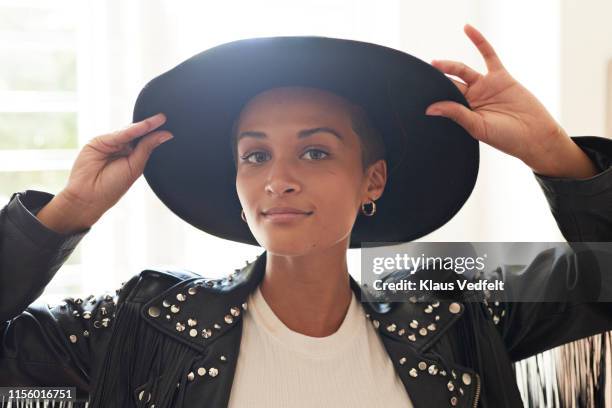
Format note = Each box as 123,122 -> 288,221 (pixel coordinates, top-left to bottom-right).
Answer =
133,36 -> 479,249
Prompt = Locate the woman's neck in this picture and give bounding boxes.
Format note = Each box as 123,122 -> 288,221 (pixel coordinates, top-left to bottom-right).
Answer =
259,245 -> 353,338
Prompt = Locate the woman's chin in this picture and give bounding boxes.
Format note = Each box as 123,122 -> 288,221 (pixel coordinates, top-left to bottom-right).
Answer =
260,241 -> 315,256
252,224 -> 350,255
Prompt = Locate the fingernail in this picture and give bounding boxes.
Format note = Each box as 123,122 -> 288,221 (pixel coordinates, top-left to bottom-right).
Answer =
157,133 -> 174,144
426,108 -> 442,116
152,112 -> 166,122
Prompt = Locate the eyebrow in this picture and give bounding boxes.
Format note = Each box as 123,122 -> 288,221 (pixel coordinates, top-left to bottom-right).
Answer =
236,127 -> 344,143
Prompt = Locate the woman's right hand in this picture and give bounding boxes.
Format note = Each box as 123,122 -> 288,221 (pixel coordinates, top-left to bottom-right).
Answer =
37,113 -> 173,234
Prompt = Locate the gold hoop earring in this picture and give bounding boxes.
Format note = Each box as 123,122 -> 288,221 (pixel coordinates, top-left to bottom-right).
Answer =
241,209 -> 247,222
361,200 -> 376,216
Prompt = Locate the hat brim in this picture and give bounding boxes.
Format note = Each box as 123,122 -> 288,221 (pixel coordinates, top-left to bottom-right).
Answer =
133,36 -> 479,249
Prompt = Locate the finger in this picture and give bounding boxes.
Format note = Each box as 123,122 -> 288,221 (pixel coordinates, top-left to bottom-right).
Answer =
431,59 -> 481,86
128,130 -> 174,175
464,23 -> 505,72
108,143 -> 135,158
448,77 -> 468,95
425,101 -> 484,141
105,113 -> 167,147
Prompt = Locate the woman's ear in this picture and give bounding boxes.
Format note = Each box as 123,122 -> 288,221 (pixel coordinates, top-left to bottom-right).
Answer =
364,159 -> 387,201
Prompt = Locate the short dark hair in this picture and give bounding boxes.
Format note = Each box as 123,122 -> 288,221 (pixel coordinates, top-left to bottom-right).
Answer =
229,102 -> 386,173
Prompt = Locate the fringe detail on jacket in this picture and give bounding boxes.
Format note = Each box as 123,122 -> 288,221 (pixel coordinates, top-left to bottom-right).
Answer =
515,331 -> 612,408
87,300 -> 201,408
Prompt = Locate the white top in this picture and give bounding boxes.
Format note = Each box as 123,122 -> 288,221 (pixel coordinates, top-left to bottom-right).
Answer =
227,284 -> 414,408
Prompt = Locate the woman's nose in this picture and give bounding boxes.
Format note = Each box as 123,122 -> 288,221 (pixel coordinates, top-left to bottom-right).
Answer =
265,182 -> 298,195
264,160 -> 301,195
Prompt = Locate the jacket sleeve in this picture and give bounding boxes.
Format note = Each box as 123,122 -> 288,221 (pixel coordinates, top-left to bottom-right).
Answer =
0,190 -> 129,401
489,244 -> 612,362
493,136 -> 612,362
0,190 -> 93,321
532,135 -> 612,242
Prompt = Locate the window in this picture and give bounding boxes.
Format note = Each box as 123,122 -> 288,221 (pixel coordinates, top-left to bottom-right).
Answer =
0,0 -> 84,299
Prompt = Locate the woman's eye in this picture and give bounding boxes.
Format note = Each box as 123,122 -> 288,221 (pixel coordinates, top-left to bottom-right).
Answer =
240,148 -> 329,164
241,151 -> 270,164
302,148 -> 329,160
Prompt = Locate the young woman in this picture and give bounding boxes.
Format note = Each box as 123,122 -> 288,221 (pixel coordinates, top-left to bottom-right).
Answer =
1,24 -> 611,407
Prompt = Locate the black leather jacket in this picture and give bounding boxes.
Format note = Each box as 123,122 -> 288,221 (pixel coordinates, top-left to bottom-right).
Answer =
1,136 -> 612,408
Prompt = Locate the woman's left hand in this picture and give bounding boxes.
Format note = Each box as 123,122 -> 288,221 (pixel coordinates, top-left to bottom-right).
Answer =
426,24 -> 598,179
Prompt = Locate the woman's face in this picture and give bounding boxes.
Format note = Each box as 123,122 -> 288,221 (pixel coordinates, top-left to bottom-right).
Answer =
235,86 -> 386,256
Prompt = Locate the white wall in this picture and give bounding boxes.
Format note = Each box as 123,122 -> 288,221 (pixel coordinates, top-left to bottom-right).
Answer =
560,0 -> 612,138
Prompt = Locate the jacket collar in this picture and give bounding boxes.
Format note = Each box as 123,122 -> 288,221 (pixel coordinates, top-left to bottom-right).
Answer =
140,249 -> 467,354
140,250 -> 480,407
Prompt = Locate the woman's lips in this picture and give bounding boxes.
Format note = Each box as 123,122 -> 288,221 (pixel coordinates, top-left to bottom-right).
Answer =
262,211 -> 313,223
